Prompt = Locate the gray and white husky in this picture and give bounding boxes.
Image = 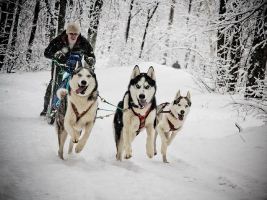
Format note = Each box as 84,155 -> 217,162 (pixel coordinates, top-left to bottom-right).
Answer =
113,65 -> 157,161
55,66 -> 98,160
154,90 -> 191,163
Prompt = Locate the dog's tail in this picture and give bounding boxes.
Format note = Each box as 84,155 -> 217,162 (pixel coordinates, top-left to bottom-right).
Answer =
57,88 -> 68,100
113,101 -> 124,151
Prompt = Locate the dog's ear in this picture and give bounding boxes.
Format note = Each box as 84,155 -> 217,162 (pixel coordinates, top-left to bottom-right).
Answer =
175,90 -> 181,99
147,66 -> 155,80
74,61 -> 79,71
131,65 -> 140,79
173,90 -> 180,104
186,91 -> 191,100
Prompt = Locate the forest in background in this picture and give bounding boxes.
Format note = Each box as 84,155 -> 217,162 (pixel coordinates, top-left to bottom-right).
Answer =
0,0 -> 266,106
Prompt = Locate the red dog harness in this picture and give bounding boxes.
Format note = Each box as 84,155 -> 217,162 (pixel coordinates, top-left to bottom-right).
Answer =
158,102 -> 182,132
131,106 -> 153,133
167,119 -> 180,131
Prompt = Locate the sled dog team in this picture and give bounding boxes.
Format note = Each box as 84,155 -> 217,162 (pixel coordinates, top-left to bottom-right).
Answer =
56,64 -> 191,163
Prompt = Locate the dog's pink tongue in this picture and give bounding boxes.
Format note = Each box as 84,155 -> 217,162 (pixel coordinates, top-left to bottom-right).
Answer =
140,100 -> 147,107
76,87 -> 85,94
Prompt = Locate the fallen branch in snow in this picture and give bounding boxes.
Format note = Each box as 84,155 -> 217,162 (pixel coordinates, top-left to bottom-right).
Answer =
225,96 -> 267,123
231,101 -> 267,114
192,76 -> 214,93
235,123 -> 246,143
235,122 -> 243,133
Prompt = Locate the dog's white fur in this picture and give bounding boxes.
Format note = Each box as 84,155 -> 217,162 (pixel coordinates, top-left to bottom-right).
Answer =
115,66 -> 156,160
56,67 -> 98,159
154,90 -> 191,163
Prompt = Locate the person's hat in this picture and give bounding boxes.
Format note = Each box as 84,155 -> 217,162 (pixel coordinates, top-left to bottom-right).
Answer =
66,22 -> 81,34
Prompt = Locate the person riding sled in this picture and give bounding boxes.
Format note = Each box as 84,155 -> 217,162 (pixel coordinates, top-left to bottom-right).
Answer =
40,22 -> 95,117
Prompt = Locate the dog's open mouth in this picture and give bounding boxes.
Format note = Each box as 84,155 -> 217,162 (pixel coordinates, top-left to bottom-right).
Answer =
178,114 -> 184,120
76,84 -> 88,95
138,99 -> 147,108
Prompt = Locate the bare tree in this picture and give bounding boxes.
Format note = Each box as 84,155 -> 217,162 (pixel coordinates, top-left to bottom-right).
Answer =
58,0 -> 67,34
227,12 -> 242,92
162,0 -> 175,65
45,0 -> 59,41
26,0 -> 40,64
139,1 -> 159,58
87,0 -> 103,50
184,0 -> 192,69
125,0 -> 134,43
245,4 -> 267,99
5,0 -> 23,73
0,1 -> 16,70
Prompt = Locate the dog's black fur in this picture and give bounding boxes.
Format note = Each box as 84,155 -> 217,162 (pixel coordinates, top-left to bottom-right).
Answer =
113,72 -> 157,151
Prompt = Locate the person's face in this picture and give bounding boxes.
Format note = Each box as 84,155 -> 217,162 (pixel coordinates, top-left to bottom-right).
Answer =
67,33 -> 79,44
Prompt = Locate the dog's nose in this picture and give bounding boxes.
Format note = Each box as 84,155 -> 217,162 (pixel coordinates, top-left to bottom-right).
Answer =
81,80 -> 87,86
180,110 -> 185,115
139,94 -> 145,99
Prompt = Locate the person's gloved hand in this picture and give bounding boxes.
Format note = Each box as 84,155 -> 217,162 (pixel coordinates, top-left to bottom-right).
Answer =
84,56 -> 95,67
54,51 -> 66,64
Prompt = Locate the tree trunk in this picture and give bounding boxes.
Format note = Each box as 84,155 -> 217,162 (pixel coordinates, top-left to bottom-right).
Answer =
217,0 -> 227,60
5,0 -> 23,73
0,1 -> 16,70
26,0 -> 40,63
139,2 -> 159,58
125,0 -> 134,43
163,0 -> 175,65
216,0 -> 228,88
57,0 -> 67,34
45,0 -> 58,41
228,14 -> 242,92
184,0 -> 192,69
87,0 -> 103,50
245,6 -> 267,99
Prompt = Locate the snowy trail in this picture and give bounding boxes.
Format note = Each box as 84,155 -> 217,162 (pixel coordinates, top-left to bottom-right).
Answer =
0,64 -> 266,200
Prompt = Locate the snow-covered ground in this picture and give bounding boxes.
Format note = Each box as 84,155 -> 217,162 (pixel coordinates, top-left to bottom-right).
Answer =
0,63 -> 266,200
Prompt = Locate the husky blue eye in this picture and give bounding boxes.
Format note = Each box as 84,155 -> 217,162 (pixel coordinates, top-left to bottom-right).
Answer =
144,85 -> 150,89
136,84 -> 141,89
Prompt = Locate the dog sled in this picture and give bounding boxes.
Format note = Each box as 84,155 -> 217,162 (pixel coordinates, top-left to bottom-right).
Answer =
46,53 -> 82,124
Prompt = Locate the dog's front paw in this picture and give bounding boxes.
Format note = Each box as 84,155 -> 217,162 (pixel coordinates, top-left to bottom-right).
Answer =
124,146 -> 132,159
146,145 -> 154,159
124,153 -> 132,159
58,150 -> 64,160
116,153 -> 122,161
57,88 -> 68,99
163,155 -> 169,163
75,142 -> 85,153
75,145 -> 82,153
147,151 -> 154,159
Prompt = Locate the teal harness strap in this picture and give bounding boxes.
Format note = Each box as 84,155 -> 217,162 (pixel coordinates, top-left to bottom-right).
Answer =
55,73 -> 71,108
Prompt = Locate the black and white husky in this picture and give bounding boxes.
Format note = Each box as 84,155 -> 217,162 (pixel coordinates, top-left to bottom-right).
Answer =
55,66 -> 98,160
154,90 -> 191,163
113,65 -> 157,161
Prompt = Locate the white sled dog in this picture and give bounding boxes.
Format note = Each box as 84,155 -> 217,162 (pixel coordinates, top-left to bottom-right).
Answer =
154,90 -> 191,163
113,65 -> 157,161
55,65 -> 98,160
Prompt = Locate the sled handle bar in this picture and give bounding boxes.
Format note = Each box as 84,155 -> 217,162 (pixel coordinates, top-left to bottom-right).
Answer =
52,59 -> 66,67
